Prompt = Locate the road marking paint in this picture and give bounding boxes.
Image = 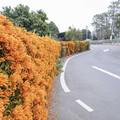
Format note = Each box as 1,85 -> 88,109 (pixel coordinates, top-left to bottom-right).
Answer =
60,49 -> 94,93
76,99 -> 94,112
104,49 -> 109,52
60,49 -> 93,92
92,66 -> 120,79
60,72 -> 70,93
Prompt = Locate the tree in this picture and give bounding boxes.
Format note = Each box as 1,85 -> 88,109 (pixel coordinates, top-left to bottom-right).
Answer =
108,0 -> 120,32
48,21 -> 59,37
0,6 -> 14,22
29,10 -> 50,36
65,26 -> 82,41
108,0 -> 120,19
82,29 -> 91,40
0,4 -> 50,36
108,0 -> 120,37
91,0 -> 120,40
115,13 -> 120,29
92,12 -> 111,40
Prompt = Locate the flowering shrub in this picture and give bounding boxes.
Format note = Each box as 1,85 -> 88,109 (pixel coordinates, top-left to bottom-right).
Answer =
0,15 -> 61,120
0,15 -> 90,120
61,41 -> 90,56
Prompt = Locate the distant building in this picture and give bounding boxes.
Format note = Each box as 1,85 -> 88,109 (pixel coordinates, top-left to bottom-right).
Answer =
57,32 -> 66,41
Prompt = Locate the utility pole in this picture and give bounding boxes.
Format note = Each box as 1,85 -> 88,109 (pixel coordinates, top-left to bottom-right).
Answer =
86,26 -> 88,40
110,18 -> 114,41
110,14 -> 116,42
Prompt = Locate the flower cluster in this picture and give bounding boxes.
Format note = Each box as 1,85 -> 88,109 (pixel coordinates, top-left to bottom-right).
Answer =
0,15 -> 90,120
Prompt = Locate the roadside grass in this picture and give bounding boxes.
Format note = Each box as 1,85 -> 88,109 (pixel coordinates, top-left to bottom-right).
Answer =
55,58 -> 63,76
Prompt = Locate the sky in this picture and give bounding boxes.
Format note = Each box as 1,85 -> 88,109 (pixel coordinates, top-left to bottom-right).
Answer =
0,0 -> 117,32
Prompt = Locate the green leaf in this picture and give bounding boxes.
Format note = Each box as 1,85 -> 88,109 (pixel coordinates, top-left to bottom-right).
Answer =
2,70 -> 7,75
6,61 -> 13,66
5,65 -> 9,70
18,98 -> 23,105
1,62 -> 5,69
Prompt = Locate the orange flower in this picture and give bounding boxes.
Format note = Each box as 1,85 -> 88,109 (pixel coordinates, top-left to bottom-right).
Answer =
0,58 -> 5,62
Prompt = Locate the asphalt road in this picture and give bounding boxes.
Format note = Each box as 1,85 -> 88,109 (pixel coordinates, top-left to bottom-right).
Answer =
51,44 -> 120,120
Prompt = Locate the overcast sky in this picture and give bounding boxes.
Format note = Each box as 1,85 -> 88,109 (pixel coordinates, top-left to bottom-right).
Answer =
0,0 -> 117,32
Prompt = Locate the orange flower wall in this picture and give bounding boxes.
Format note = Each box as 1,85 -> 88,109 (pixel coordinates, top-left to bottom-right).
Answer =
61,41 -> 89,56
0,15 -> 90,120
0,15 -> 61,120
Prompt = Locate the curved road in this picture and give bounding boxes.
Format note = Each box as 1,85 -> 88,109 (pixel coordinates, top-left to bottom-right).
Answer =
52,44 -> 120,120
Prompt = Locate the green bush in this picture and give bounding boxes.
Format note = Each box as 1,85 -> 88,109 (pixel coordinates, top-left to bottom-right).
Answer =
85,40 -> 90,50
55,59 -> 63,76
60,44 -> 66,57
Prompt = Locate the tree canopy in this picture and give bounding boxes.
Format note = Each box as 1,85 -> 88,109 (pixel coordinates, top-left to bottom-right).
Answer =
91,0 -> 120,40
65,26 -> 82,41
82,29 -> 91,40
115,13 -> 120,29
0,4 -> 50,36
92,13 -> 111,40
48,21 -> 59,37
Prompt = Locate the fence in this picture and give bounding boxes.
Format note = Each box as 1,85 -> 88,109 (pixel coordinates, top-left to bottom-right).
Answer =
90,39 -> 120,44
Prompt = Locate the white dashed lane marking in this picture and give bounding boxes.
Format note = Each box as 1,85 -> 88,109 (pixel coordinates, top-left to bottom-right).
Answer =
104,49 -> 109,52
76,99 -> 94,112
92,66 -> 120,80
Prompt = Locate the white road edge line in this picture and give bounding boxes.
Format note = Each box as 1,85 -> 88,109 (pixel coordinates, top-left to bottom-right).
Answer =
60,49 -> 94,93
92,66 -> 120,79
76,99 -> 94,112
104,49 -> 109,52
